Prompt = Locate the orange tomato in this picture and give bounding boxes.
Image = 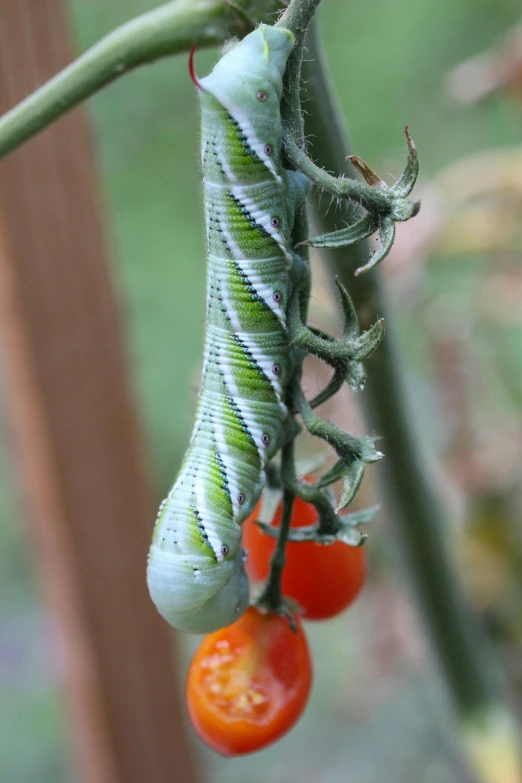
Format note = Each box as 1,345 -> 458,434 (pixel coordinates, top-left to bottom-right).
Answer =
186,606 -> 312,756
242,495 -> 366,620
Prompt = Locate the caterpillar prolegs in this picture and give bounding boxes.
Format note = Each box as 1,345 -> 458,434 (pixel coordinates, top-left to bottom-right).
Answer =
147,25 -> 311,633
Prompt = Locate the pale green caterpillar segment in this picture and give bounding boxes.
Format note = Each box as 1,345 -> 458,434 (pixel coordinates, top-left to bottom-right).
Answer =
147,26 -> 309,634
205,181 -> 292,260
200,25 -> 294,185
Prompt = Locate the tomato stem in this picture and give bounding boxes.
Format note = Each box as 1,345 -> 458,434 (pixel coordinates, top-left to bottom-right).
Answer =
257,444 -> 297,617
0,0 -> 292,161
302,14 -> 520,765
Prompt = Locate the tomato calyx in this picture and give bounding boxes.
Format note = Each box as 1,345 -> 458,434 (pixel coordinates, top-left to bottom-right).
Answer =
254,467 -> 379,546
256,500 -> 379,546
244,485 -> 368,621
252,597 -> 302,632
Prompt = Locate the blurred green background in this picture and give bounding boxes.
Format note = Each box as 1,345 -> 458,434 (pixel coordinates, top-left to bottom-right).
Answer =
1,0 -> 522,780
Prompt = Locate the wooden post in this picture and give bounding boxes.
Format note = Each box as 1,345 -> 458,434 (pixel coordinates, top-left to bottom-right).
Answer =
0,3 -> 199,782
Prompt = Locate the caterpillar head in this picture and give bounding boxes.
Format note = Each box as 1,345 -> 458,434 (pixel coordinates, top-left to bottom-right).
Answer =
196,26 -> 295,178
198,25 -> 294,102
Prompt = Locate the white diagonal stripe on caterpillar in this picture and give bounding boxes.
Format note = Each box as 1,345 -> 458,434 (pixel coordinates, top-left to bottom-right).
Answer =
231,184 -> 292,262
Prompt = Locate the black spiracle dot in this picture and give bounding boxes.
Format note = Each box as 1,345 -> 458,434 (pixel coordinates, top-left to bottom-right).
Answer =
221,544 -> 229,557
256,90 -> 267,102
272,364 -> 281,376
270,216 -> 280,229
264,144 -> 272,156
237,492 -> 245,506
261,433 -> 270,446
273,291 -> 281,303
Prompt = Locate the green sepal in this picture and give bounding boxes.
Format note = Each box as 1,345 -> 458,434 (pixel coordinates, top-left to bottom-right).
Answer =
256,503 -> 380,546
350,435 -> 384,465
334,276 -> 361,339
393,126 -> 419,198
332,525 -> 368,547
314,464 -> 344,488
344,361 -> 367,393
352,317 -> 386,361
315,457 -> 365,511
340,504 -> 380,527
316,457 -> 355,488
336,460 -> 365,512
304,283 -> 384,394
304,213 -> 377,249
251,595 -> 301,631
354,218 -> 396,277
256,520 -> 367,546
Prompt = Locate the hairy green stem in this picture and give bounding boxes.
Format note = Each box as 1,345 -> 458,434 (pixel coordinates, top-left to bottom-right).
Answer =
0,0 -> 283,160
285,139 -> 391,212
258,451 -> 296,612
256,0 -> 317,611
276,0 -> 321,139
302,19 -> 503,720
277,0 -> 322,35
258,0 -> 313,608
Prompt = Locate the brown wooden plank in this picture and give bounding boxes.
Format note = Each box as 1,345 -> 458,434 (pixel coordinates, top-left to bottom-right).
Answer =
0,2 -> 199,782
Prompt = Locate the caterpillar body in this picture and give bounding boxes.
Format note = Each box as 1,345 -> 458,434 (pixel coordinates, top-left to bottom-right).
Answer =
147,25 -> 310,633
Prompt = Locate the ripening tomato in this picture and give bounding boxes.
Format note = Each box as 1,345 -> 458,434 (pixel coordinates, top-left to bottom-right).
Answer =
242,494 -> 366,620
186,606 -> 312,756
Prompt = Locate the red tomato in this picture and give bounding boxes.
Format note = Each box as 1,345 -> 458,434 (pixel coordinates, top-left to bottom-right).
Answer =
186,606 -> 312,756
242,494 -> 366,620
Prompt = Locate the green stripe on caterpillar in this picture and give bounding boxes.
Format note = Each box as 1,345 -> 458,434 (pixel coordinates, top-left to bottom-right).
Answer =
147,25 -> 310,634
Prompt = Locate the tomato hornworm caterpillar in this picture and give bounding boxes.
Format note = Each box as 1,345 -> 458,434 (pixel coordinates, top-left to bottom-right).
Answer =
148,25 -> 310,633
147,22 -> 416,634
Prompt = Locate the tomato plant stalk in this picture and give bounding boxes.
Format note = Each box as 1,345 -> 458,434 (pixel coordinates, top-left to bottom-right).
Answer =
257,478 -> 297,615
0,0 -> 283,160
301,18 -> 521,783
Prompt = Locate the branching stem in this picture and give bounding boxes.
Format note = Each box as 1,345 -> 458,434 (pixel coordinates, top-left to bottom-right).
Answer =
0,0 -> 283,160
257,446 -> 296,613
285,138 -> 392,212
302,16 -> 507,725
